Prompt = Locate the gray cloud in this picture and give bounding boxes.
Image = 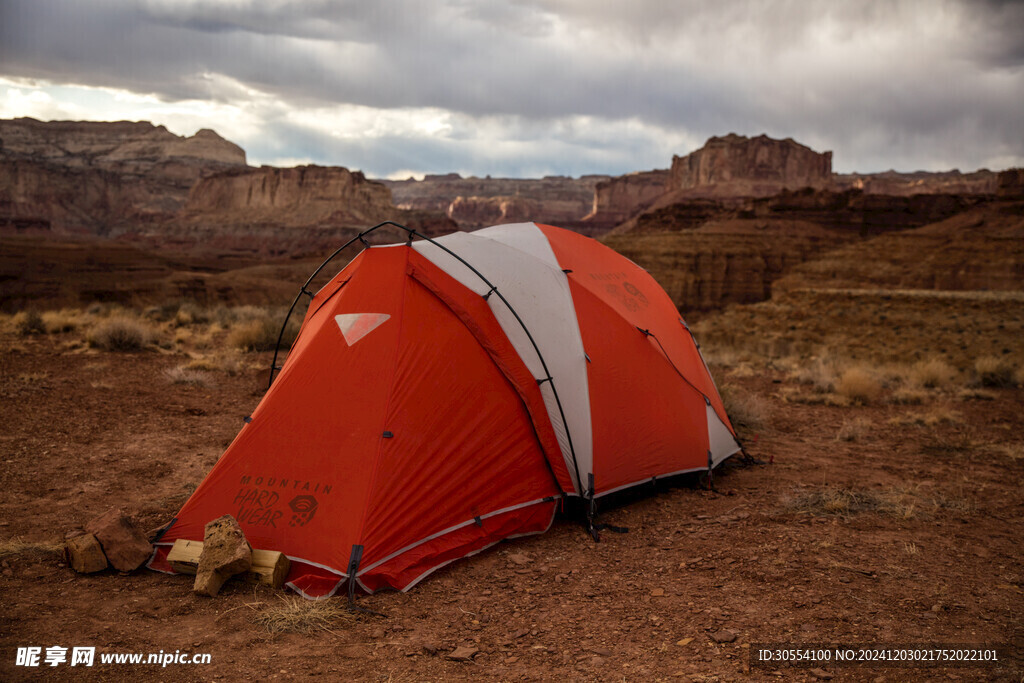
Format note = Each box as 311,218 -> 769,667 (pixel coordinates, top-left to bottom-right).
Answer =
0,0 -> 1021,175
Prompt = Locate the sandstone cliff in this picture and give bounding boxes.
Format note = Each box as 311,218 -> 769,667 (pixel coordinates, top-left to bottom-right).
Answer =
0,117 -> 246,182
0,118 -> 248,233
183,165 -> 394,227
670,133 -> 832,194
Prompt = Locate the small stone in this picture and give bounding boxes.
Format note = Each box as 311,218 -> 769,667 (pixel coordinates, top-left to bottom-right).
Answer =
931,603 -> 942,612
709,630 -> 737,643
446,646 -> 479,661
590,656 -> 605,666
85,508 -> 152,572
809,668 -> 833,680
651,588 -> 665,597
507,553 -> 531,566
675,637 -> 694,646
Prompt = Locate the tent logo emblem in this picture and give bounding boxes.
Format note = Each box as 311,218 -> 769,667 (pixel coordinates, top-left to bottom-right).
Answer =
335,313 -> 390,346
288,494 -> 319,527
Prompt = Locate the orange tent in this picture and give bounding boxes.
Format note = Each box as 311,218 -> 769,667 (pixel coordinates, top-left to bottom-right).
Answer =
150,223 -> 740,597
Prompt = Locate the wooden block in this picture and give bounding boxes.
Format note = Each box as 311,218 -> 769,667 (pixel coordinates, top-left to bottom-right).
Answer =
166,539 -> 202,575
244,549 -> 290,588
169,539 -> 289,588
66,532 -> 108,573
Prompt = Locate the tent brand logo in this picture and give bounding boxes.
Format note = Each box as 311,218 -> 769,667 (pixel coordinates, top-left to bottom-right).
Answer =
288,495 -> 318,527
335,313 -> 390,346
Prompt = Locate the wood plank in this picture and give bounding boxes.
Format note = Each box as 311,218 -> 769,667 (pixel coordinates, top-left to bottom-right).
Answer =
167,539 -> 290,588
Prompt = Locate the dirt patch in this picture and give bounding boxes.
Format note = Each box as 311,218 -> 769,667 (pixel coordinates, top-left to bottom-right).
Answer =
0,325 -> 1021,681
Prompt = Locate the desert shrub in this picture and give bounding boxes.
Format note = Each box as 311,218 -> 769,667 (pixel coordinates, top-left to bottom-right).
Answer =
87,316 -> 157,351
889,407 -> 962,427
164,365 -> 213,388
910,358 -> 958,388
974,355 -> 1017,388
719,384 -> 770,435
835,366 -> 881,404
227,310 -> 299,352
889,387 -> 928,405
791,356 -> 839,393
12,310 -> 45,336
41,310 -> 80,334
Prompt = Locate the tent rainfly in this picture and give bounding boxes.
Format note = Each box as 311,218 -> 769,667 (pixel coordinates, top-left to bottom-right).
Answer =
149,222 -> 741,598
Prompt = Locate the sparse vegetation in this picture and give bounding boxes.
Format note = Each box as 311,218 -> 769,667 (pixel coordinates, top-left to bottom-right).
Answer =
719,384 -> 770,435
973,355 -> 1018,388
787,487 -> 917,520
164,365 -> 214,388
836,417 -> 870,442
87,315 -> 157,351
910,358 -> 958,388
226,308 -> 300,352
250,595 -> 353,634
835,366 -> 882,404
12,310 -> 45,336
0,537 -> 63,561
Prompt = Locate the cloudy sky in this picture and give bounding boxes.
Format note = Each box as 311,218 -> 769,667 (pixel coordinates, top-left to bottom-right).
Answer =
1,0 -> 1021,179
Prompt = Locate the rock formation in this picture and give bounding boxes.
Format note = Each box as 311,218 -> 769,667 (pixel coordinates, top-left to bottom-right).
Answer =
0,117 -> 246,176
582,170 -> 670,230
383,174 -> 608,231
670,133 -> 832,195
183,165 -> 394,228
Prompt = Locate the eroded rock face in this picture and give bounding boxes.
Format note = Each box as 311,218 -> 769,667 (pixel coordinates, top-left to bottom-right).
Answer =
997,168 -> 1024,199
184,165 -> 394,227
583,170 -> 670,230
0,118 -> 248,233
0,118 -> 246,173
670,133 -> 832,193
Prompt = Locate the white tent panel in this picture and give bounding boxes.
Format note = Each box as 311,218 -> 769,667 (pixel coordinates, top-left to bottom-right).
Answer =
413,225 -> 592,494
706,402 -> 742,467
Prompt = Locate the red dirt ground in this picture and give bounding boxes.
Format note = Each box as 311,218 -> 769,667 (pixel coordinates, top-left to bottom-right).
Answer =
0,332 -> 1021,681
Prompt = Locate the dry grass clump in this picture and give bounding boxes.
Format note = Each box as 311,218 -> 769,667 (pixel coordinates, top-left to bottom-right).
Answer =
226,308 -> 299,352
251,595 -> 353,634
790,356 -> 839,393
973,355 -> 1018,388
41,309 -> 81,334
835,366 -> 882,404
889,407 -> 963,427
185,353 -> 243,376
910,358 -> 958,388
719,384 -> 770,435
12,310 -> 45,335
0,537 -> 64,561
87,315 -> 158,351
164,365 -> 214,388
889,387 -> 929,405
835,417 -> 871,442
787,487 -> 917,520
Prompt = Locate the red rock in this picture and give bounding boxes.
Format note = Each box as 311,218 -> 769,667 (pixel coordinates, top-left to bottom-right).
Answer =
85,509 -> 152,572
446,646 -> 479,661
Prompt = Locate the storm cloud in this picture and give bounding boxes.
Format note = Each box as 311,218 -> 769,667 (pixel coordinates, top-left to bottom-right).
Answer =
1,0 -> 1021,177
